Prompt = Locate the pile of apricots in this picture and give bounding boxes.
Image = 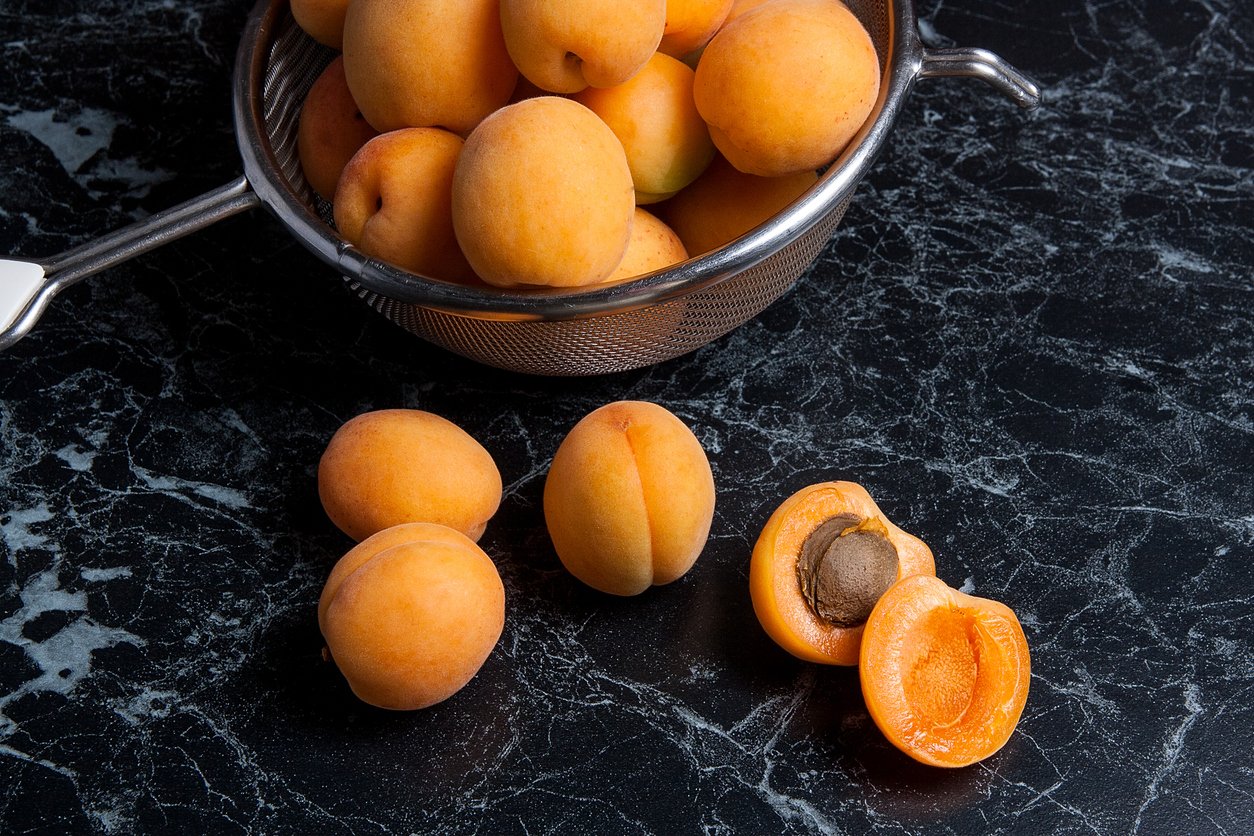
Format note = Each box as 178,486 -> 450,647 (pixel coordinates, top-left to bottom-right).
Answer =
293,0 -> 881,287
314,403 -> 1031,769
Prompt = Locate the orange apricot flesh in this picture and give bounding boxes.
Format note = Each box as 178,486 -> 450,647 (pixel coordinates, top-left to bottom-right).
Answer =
860,575 -> 1031,767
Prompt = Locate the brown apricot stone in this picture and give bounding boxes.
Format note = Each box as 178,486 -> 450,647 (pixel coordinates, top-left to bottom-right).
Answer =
796,514 -> 899,627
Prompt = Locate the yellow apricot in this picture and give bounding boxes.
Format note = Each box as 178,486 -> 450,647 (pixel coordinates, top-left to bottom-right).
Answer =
573,53 -> 715,204
452,97 -> 635,288
342,0 -> 517,134
694,0 -> 880,176
658,154 -> 817,256
320,532 -> 504,710
318,409 -> 502,542
543,401 -> 715,596
604,208 -> 689,284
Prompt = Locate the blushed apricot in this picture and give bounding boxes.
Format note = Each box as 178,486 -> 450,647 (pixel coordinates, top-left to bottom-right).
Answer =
658,154 -> 817,257
694,0 -> 880,176
543,401 -> 715,596
318,409 -> 502,542
452,97 -> 634,288
320,530 -> 505,710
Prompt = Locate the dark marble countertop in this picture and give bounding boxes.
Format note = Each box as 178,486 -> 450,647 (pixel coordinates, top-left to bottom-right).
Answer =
1,0 -> 1251,833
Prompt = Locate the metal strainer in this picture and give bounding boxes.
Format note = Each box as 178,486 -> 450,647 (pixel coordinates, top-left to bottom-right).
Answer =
0,0 -> 1040,375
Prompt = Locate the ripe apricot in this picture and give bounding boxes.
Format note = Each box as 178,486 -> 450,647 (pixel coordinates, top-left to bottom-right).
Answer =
318,409 -> 502,542
297,57 -> 378,203
658,154 -> 817,257
749,481 -> 935,665
694,0 -> 880,176
543,401 -> 715,596
572,52 -> 715,204
320,525 -> 505,710
342,0 -> 517,134
659,0 -> 734,58
333,128 -> 474,283
861,575 -> 1031,767
605,208 -> 689,284
499,0 -> 666,93
452,97 -> 634,288
291,0 -> 350,49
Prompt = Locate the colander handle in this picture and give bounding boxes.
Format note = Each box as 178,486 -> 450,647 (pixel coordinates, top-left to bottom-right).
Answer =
918,46 -> 1042,110
0,176 -> 260,352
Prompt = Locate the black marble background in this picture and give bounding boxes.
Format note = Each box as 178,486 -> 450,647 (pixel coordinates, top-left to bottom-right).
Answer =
1,0 -> 1251,833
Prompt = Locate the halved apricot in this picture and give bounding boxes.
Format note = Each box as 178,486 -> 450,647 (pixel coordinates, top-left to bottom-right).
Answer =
749,482 -> 935,665
860,575 -> 1031,767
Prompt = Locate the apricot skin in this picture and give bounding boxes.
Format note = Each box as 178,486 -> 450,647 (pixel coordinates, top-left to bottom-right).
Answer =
573,53 -> 715,204
605,208 -> 689,284
543,401 -> 715,596
659,0 -> 734,58
452,97 -> 634,288
291,0 -> 350,49
500,0 -> 666,93
658,154 -> 817,257
318,409 -> 502,543
333,127 -> 474,283
694,0 -> 881,176
342,0 -> 517,134
297,57 -> 378,203
321,532 -> 505,710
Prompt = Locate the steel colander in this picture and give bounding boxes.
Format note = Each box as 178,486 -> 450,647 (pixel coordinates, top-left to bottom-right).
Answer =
0,0 -> 1040,375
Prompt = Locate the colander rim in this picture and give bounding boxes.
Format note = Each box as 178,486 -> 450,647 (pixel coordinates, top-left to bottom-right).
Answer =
233,0 -> 924,322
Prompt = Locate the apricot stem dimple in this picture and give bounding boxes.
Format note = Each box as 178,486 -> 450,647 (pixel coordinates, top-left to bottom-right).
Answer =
797,513 -> 899,627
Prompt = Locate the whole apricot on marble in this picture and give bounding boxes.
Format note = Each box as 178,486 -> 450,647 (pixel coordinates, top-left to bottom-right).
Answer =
452,97 -> 634,288
658,154 -> 817,256
499,0 -> 666,93
342,0 -> 517,134
297,57 -> 379,202
318,409 -> 502,542
291,0 -> 350,49
320,527 -> 505,710
694,0 -> 880,176
573,53 -> 715,204
333,127 -> 474,282
605,208 -> 689,284
543,401 -> 715,596
659,0 -> 734,58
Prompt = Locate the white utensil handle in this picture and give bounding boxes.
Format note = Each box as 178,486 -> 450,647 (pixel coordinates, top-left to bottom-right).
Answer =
0,260 -> 46,337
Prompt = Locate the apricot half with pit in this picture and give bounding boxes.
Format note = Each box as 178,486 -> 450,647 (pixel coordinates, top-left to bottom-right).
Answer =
749,481 -> 935,665
543,401 -> 715,596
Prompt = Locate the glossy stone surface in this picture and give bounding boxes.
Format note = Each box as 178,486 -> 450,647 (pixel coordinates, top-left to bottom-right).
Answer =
1,0 -> 1251,832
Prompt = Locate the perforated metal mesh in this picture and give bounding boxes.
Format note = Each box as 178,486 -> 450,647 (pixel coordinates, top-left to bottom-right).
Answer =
259,1 -> 891,375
